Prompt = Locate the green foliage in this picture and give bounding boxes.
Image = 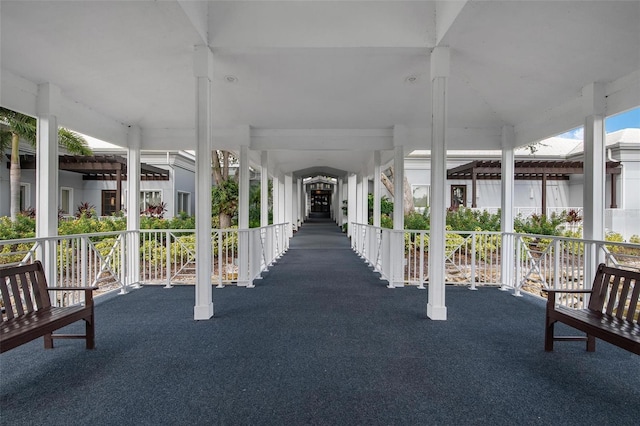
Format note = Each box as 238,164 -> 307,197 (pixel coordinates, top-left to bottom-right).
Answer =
380,215 -> 393,229
513,212 -> 568,236
445,207 -> 501,232
404,211 -> 429,230
630,235 -> 640,244
0,216 -> 36,240
605,231 -> 625,253
212,178 -> 239,218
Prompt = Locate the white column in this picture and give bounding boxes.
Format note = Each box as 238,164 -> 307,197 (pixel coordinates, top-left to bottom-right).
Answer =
427,47 -> 449,320
260,151 -> 269,227
279,176 -> 286,226
582,82 -> 606,285
297,178 -> 303,226
356,174 -> 364,225
500,125 -> 515,291
238,144 -> 250,286
272,176 -> 280,224
193,45 -> 214,320
127,126 -> 142,290
391,136 -> 405,287
337,178 -> 344,227
373,151 -> 382,228
285,174 -> 293,237
35,83 -> 60,284
347,174 -> 357,237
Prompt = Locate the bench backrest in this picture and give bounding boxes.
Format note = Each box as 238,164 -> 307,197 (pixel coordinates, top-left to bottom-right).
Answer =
589,263 -> 640,324
1,261 -> 51,322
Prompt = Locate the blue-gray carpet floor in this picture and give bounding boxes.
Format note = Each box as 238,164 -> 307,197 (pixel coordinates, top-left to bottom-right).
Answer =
1,218 -> 639,425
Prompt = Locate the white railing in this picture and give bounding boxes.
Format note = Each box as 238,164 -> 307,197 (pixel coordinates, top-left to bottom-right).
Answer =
351,222 -> 640,308
0,223 -> 289,305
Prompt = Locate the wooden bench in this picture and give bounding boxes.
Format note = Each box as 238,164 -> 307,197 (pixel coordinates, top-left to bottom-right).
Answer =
0,261 -> 97,353
544,263 -> 639,355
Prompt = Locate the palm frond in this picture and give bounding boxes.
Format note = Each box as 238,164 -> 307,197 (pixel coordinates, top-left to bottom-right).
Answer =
58,128 -> 93,155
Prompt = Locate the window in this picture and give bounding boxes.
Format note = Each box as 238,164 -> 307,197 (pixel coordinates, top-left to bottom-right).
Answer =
19,183 -> 30,212
102,190 -> 117,216
140,191 -> 162,212
177,191 -> 190,215
60,187 -> 73,215
412,185 -> 430,212
451,185 -> 466,209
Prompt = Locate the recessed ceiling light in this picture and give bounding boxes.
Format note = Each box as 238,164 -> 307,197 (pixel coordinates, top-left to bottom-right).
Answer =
404,75 -> 418,84
224,75 -> 238,83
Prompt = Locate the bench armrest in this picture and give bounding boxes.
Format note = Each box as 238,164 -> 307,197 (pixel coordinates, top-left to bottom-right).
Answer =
47,286 -> 99,291
542,288 -> 592,295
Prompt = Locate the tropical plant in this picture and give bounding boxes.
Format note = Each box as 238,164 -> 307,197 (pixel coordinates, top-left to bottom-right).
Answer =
0,107 -> 92,221
212,178 -> 239,228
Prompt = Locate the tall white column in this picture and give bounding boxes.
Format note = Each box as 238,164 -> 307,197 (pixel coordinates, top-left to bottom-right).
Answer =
285,174 -> 293,237
500,125 -> 515,291
279,176 -> 286,226
391,134 -> 405,287
373,151 -> 382,228
36,83 -> 60,284
347,174 -> 357,237
297,178 -> 303,226
582,82 -> 606,285
356,173 -> 364,225
193,45 -> 214,320
127,125 -> 142,290
272,176 -> 280,225
337,178 -> 344,227
427,47 -> 449,320
238,144 -> 250,286
260,151 -> 269,227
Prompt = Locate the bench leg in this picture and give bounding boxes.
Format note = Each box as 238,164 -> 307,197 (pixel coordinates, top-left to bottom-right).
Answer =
586,334 -> 596,352
44,333 -> 54,349
85,316 -> 95,350
545,319 -> 555,352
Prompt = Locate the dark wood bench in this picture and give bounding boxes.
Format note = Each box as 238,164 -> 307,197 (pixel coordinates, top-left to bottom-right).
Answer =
544,263 -> 639,355
1,261 -> 97,353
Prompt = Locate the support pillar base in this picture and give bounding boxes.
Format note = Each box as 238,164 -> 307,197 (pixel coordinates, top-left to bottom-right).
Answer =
427,303 -> 447,320
194,303 -> 214,320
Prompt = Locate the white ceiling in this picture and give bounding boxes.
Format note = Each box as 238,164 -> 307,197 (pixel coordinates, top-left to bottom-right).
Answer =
2,1 -> 639,179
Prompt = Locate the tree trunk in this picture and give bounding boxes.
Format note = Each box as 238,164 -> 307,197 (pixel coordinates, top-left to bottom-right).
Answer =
10,132 -> 21,221
380,167 -> 415,215
219,213 -> 232,229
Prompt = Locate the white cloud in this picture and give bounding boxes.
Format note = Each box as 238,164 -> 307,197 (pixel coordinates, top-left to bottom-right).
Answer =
557,127 -> 584,140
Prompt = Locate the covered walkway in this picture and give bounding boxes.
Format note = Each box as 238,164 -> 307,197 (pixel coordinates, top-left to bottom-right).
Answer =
1,220 -> 639,425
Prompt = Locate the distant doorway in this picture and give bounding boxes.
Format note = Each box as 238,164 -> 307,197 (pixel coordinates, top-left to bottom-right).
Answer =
311,190 -> 331,217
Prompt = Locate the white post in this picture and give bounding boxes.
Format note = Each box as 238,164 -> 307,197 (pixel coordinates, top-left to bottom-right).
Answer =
582,82 -> 606,286
356,174 -> 364,225
500,125 -> 515,292
127,126 -> 142,290
297,178 -> 303,226
279,176 -> 286,226
391,136 -> 405,287
238,144 -> 251,287
272,176 -> 280,225
337,178 -> 344,227
285,174 -> 293,237
427,47 -> 449,320
373,151 -> 382,228
260,151 -> 269,227
193,45 -> 214,320
35,83 -> 60,285
347,174 -> 357,237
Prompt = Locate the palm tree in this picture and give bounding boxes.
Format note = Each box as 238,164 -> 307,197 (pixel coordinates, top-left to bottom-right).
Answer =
0,107 -> 92,221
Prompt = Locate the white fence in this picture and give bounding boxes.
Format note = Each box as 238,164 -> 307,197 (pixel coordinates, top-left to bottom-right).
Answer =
0,223 -> 289,306
351,223 -> 640,309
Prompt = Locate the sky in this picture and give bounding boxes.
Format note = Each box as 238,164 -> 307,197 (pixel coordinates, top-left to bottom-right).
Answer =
557,106 -> 640,140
